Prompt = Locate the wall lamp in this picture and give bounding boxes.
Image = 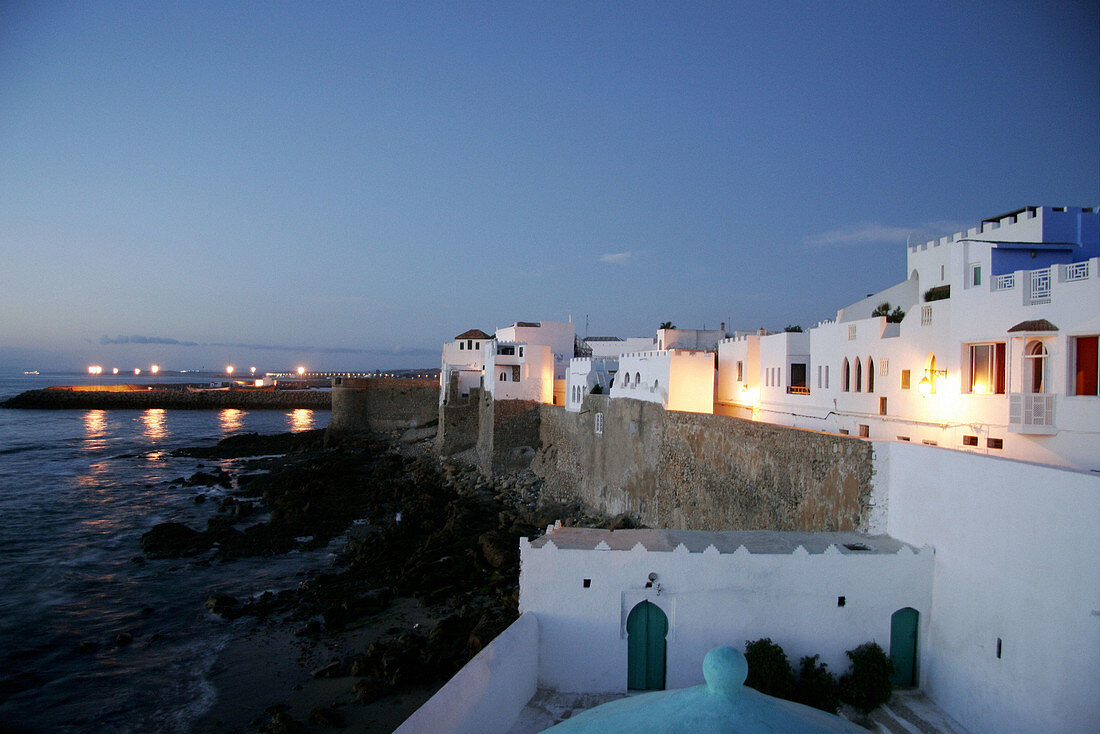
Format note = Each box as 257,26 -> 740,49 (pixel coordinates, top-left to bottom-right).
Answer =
917,369 -> 947,396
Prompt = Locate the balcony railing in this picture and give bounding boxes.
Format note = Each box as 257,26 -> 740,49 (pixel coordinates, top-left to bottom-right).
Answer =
991,273 -> 1015,291
1008,393 -> 1056,434
1060,261 -> 1090,282
1027,268 -> 1052,305
787,386 -> 811,395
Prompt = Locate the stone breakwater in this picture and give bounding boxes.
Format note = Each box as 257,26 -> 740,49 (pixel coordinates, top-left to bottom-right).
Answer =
1,387 -> 331,410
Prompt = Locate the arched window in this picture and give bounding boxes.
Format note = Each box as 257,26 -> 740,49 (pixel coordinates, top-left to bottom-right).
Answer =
499,371 -> 507,382
842,358 -> 850,392
867,357 -> 875,393
854,358 -> 862,392
635,372 -> 641,388
1026,341 -> 1048,393
623,373 -> 630,388
653,379 -> 659,393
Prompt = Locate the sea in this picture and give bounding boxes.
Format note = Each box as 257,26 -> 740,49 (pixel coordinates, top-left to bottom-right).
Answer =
0,372 -> 333,733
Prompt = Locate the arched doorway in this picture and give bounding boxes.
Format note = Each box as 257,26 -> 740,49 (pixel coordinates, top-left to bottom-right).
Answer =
627,600 -> 668,690
890,607 -> 919,688
1025,340 -> 1048,393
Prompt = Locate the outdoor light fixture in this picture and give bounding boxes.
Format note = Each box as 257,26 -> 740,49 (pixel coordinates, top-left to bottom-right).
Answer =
917,369 -> 947,397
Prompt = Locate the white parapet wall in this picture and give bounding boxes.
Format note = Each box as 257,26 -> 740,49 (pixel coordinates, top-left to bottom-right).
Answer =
395,612 -> 539,734
519,528 -> 933,694
874,441 -> 1100,734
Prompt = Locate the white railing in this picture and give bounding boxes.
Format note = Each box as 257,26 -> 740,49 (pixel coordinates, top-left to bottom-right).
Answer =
921,306 -> 933,326
1008,393 -> 1056,434
991,273 -> 1015,291
1060,261 -> 1090,282
1026,268 -> 1052,305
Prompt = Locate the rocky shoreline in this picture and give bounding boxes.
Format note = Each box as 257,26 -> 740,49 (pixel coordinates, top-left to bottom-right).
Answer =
137,428 -> 620,733
1,387 -> 331,411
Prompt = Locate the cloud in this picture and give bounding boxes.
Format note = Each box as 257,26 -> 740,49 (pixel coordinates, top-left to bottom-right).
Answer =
97,334 -> 435,358
101,335 -> 199,346
804,220 -> 969,249
599,251 -> 633,264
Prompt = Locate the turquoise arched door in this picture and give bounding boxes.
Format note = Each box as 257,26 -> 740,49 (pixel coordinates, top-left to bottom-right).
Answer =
890,607 -> 919,687
627,600 -> 668,690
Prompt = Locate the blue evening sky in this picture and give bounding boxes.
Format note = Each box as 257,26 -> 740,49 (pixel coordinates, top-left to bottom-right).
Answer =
1,1 -> 1097,372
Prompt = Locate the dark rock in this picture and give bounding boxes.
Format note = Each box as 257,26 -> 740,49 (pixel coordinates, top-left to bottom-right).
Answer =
294,619 -> 323,637
140,522 -> 206,558
184,470 -> 231,489
129,555 -> 145,565
205,594 -> 241,619
311,660 -> 344,679
264,704 -> 292,715
193,494 -> 207,504
267,712 -> 306,734
114,632 -> 133,647
76,640 -> 99,654
308,706 -> 345,728
234,500 -> 254,518
353,678 -> 390,705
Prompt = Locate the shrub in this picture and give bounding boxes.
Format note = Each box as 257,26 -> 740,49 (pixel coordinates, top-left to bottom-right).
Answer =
744,638 -> 795,700
793,655 -> 839,713
871,302 -> 906,323
923,285 -> 950,302
784,324 -> 803,332
839,642 -> 893,714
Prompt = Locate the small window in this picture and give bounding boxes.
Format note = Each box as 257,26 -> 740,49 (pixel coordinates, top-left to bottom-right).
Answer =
879,397 -> 887,415
854,358 -> 862,393
940,264 -> 945,280
842,359 -> 850,392
459,342 -> 465,350
922,440 -> 938,446
583,579 -> 591,588
594,413 -> 604,434
897,436 -> 910,442
474,342 -> 479,349
511,366 -> 521,382
635,372 -> 641,386
844,543 -> 871,552
837,596 -> 846,607
880,358 -> 888,376
901,369 -> 911,390
987,437 -> 1003,450
499,371 -> 507,382
970,263 -> 982,286
519,347 -> 524,357
467,339 -> 473,349
737,361 -> 744,382
848,324 -> 857,340
839,429 -> 850,435
858,424 -> 869,438
824,365 -> 829,389
963,435 -> 979,446
996,638 -> 1002,659
866,358 -> 874,393
652,379 -> 659,393
967,343 -> 1006,394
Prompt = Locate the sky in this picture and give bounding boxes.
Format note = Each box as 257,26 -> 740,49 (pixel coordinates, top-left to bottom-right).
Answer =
1,1 -> 1097,373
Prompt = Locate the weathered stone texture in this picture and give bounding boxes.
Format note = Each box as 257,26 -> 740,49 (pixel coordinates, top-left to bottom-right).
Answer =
534,397 -> 874,532
437,383 -> 481,456
477,397 -> 542,475
328,378 -> 438,434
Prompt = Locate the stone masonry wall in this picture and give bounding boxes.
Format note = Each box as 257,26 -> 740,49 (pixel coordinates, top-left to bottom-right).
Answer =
437,383 -> 481,456
533,396 -> 875,532
476,396 -> 542,476
328,378 -> 438,434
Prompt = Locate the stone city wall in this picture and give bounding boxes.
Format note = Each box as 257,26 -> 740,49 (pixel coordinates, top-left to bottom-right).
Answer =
533,396 -> 875,532
437,379 -> 481,456
328,378 -> 438,434
477,396 -> 542,476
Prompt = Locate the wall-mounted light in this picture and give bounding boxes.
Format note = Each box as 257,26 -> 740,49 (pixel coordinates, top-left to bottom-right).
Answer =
917,369 -> 947,396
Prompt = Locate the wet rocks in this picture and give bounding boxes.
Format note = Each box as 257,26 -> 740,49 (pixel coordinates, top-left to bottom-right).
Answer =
140,522 -> 205,558
205,594 -> 241,619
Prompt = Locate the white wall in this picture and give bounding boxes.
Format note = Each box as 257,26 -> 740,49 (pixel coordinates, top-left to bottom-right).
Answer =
486,343 -> 554,403
519,538 -> 932,694
875,442 -> 1100,734
395,612 -> 539,734
611,350 -> 714,414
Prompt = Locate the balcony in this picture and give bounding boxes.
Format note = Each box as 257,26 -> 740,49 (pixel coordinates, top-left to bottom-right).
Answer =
1008,393 -> 1057,435
786,386 -> 811,395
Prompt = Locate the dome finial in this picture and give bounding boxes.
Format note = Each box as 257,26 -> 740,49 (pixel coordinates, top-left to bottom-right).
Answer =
703,646 -> 748,694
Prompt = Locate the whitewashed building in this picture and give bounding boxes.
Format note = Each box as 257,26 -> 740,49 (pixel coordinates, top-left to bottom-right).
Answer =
608,349 -> 716,414
718,205 -> 1100,471
439,329 -> 491,403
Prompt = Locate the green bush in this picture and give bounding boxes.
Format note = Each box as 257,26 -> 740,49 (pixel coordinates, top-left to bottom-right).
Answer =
839,642 -> 893,714
793,654 -> 839,713
923,285 -> 950,302
744,638 -> 795,700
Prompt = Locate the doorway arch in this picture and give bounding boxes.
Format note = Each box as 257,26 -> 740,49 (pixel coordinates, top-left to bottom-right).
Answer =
627,600 -> 668,690
890,607 -> 919,688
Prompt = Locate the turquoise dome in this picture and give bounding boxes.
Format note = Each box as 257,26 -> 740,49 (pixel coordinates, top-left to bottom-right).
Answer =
541,647 -> 865,733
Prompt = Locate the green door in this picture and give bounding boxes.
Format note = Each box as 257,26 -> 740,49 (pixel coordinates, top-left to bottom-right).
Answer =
890,607 -> 919,687
627,600 -> 668,690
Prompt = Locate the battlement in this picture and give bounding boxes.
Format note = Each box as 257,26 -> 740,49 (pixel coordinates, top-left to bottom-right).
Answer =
907,205 -> 1097,252
523,527 -> 929,558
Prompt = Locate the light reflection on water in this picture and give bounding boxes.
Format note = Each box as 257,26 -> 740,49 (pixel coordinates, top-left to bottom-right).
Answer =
288,408 -> 314,432
83,410 -> 108,452
217,409 -> 244,434
141,409 -> 168,442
